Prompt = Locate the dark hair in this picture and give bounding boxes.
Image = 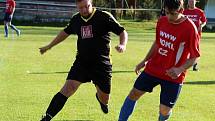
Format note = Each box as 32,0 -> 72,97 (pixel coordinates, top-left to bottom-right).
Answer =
164,0 -> 183,11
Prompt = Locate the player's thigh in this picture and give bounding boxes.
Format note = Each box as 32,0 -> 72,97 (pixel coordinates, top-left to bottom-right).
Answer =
128,88 -> 146,101
66,61 -> 91,83
134,72 -> 159,93
92,64 -> 112,94
160,81 -> 182,109
4,13 -> 12,23
95,85 -> 109,102
60,79 -> 82,97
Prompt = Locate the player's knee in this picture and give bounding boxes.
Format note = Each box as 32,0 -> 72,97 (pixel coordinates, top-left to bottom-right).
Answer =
100,94 -> 109,101
97,92 -> 109,104
4,22 -> 8,26
128,88 -> 143,101
60,80 -> 79,97
160,107 -> 172,116
159,105 -> 172,121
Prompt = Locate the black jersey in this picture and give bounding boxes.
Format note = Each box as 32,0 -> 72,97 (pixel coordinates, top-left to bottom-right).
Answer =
64,9 -> 125,64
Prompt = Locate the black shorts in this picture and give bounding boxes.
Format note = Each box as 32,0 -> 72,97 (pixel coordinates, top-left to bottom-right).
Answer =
134,72 -> 182,108
4,13 -> 12,22
66,59 -> 112,94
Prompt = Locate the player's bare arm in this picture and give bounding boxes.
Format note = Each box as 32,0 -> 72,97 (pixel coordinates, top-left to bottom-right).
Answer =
135,41 -> 157,75
166,57 -> 199,79
39,30 -> 69,54
115,30 -> 128,53
199,21 -> 207,32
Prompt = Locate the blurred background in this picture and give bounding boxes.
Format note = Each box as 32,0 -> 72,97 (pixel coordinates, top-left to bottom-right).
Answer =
0,0 -> 214,29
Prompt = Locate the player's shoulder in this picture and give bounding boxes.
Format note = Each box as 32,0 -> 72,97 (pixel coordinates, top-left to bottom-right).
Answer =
195,7 -> 203,11
184,17 -> 198,32
158,16 -> 168,23
99,10 -> 114,18
183,8 -> 189,12
195,7 -> 204,13
71,12 -> 80,19
67,12 -> 80,23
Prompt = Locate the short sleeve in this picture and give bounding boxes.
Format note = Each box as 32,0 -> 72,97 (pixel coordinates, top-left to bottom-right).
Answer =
103,11 -> 125,35
64,16 -> 76,35
12,1 -> 16,7
187,23 -> 201,58
200,10 -> 207,23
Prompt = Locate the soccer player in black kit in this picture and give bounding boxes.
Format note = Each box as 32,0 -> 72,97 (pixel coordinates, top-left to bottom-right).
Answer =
39,0 -> 128,120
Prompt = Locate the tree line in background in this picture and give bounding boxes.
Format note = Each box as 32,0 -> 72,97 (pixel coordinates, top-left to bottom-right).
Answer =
93,0 -> 208,20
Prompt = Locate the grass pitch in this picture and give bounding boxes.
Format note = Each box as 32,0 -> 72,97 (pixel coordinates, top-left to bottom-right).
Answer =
0,22 -> 215,121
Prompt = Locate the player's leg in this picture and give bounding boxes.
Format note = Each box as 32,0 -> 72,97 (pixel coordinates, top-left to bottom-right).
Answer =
158,104 -> 172,121
158,81 -> 182,121
93,63 -> 112,113
9,22 -> 21,37
4,21 -> 9,37
5,14 -> 20,36
118,88 -> 145,121
118,72 -> 159,121
41,80 -> 82,121
41,61 -> 88,121
95,85 -> 109,113
3,13 -> 9,37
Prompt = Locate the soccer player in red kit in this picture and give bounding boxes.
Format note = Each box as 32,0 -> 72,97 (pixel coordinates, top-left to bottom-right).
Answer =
118,0 -> 200,121
4,0 -> 20,37
183,0 -> 207,71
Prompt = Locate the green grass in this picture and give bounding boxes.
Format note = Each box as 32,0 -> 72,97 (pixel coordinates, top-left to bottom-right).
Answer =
0,22 -> 215,121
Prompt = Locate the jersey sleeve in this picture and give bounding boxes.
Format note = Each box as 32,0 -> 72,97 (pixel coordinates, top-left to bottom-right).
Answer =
64,16 -> 76,35
103,11 -> 125,35
187,23 -> 201,58
200,10 -> 207,23
12,1 -> 16,7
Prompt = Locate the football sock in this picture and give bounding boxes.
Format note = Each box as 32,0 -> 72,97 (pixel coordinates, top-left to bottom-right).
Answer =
118,97 -> 136,121
10,24 -> 19,33
4,25 -> 8,37
45,92 -> 68,119
158,112 -> 171,121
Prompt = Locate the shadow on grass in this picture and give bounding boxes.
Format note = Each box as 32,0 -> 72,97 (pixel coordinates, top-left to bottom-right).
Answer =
112,70 -> 134,73
28,70 -> 134,74
184,80 -> 215,85
55,120 -> 94,121
28,71 -> 68,74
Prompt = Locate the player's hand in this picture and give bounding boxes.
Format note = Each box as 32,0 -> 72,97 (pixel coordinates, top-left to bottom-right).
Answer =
39,45 -> 51,55
166,67 -> 185,79
135,62 -> 146,75
115,44 -> 126,53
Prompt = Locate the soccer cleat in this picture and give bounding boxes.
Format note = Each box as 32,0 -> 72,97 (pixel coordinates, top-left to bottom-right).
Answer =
17,30 -> 21,36
192,64 -> 198,71
192,66 -> 199,71
96,93 -> 108,114
193,68 -> 198,71
40,114 -> 51,121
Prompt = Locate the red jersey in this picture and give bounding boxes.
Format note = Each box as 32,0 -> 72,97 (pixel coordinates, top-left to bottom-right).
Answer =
144,16 -> 200,84
5,0 -> 16,14
183,8 -> 207,33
